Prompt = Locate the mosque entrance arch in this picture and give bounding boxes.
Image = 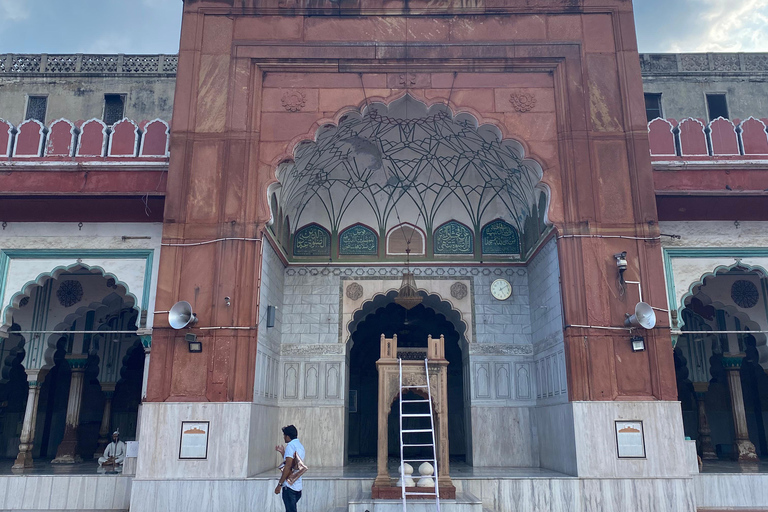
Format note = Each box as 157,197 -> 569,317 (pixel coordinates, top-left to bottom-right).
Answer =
346,289 -> 470,464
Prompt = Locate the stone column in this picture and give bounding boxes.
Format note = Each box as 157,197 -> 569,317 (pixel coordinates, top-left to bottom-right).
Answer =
93,382 -> 116,459
12,370 -> 46,469
694,385 -> 717,460
723,354 -> 758,462
373,365 -> 390,488
52,355 -> 88,464
436,361 -> 452,488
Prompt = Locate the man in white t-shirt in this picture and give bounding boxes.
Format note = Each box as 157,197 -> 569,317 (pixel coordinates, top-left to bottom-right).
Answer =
274,425 -> 306,512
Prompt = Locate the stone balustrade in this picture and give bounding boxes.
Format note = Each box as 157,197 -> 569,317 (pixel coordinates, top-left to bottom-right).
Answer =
0,117 -> 170,159
648,116 -> 768,159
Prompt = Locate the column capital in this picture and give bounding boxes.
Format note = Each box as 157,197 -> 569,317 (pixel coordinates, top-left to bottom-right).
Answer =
65,354 -> 89,371
722,353 -> 746,370
100,382 -> 117,394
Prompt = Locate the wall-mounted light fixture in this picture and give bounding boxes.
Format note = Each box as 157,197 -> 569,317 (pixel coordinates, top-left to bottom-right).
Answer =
631,336 -> 646,352
186,333 -> 202,353
267,305 -> 276,328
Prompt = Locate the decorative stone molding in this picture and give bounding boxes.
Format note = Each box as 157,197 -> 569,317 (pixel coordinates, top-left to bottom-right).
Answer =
281,90 -> 307,112
450,282 -> 468,300
346,282 -> 364,300
0,54 -> 177,75
469,344 -> 533,356
509,92 -> 537,113
280,343 -> 345,356
397,73 -> 417,87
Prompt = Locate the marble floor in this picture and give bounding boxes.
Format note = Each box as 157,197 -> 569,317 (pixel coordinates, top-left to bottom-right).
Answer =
0,458 -> 122,476
700,459 -> 768,474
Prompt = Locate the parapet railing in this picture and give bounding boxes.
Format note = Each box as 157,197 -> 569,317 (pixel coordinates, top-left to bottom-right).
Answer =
0,54 -> 177,75
648,116 -> 768,159
0,117 -> 169,160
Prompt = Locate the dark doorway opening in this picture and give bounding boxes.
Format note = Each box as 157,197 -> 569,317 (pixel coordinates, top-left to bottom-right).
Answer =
347,300 -> 467,463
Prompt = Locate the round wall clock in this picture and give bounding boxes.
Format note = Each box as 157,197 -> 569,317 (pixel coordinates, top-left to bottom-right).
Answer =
491,278 -> 512,301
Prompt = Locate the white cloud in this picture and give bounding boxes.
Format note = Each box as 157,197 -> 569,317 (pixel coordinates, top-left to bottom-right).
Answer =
0,0 -> 30,22
668,0 -> 768,52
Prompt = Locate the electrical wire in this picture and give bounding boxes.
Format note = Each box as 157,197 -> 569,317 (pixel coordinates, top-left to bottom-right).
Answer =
161,237 -> 262,247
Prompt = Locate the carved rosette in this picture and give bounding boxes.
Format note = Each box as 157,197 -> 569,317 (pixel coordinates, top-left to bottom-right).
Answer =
346,282 -> 364,301
398,73 -> 417,87
281,90 -> 307,112
450,282 -> 468,300
509,92 -> 537,113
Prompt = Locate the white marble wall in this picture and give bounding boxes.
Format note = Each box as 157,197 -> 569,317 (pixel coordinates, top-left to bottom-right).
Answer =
534,403 -> 577,475
248,403 -> 281,475
254,242 -> 284,406
470,406 -> 538,467
0,474 -> 132,510
278,405 -> 345,467
694,473 -> 768,509
136,402 -> 255,479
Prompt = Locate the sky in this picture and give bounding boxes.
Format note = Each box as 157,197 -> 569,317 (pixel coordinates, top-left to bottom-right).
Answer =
0,0 -> 767,54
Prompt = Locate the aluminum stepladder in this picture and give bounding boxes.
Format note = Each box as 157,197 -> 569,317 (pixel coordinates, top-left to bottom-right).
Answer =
398,357 -> 441,512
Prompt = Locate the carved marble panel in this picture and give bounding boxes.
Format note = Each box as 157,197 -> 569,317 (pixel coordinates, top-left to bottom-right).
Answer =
515,362 -> 532,400
325,362 -> 341,399
339,224 -> 378,255
474,362 -> 491,399
305,363 -> 319,399
283,362 -> 300,399
494,362 -> 511,399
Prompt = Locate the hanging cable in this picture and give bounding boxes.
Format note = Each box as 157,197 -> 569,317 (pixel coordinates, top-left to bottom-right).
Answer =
161,237 -> 262,247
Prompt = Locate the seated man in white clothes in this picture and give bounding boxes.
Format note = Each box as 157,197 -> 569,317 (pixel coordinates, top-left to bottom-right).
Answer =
98,430 -> 126,466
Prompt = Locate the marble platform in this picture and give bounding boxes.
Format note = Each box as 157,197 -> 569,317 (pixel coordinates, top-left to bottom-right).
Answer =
348,491 -> 482,512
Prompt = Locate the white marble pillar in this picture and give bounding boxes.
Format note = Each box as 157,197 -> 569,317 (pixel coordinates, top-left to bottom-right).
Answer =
723,354 -> 758,462
93,382 -> 116,458
52,355 -> 88,464
12,370 -> 46,469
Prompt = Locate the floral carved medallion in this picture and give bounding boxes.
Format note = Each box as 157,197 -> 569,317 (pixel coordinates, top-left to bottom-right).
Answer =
509,92 -> 537,113
450,282 -> 468,300
281,90 -> 307,112
346,282 -> 364,301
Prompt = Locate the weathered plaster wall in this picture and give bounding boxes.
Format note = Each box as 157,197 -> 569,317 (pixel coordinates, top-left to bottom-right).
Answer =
0,75 -> 176,124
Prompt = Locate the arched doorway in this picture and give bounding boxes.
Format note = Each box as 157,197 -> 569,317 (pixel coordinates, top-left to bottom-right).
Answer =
347,291 -> 469,464
1,265 -> 146,466
674,266 -> 768,461
0,326 -> 28,458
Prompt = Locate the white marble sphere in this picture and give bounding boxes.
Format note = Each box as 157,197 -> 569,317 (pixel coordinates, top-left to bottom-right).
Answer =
418,462 -> 433,476
417,462 -> 435,487
397,463 -> 416,487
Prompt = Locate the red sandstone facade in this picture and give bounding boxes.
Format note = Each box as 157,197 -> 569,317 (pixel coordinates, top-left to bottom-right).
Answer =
148,0 -> 675,404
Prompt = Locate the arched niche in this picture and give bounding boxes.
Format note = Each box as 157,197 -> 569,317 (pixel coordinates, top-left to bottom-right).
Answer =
339,223 -> 378,256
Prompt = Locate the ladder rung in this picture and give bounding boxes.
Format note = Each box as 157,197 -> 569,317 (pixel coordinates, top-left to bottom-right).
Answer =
402,399 -> 430,403
402,429 -> 433,433
403,443 -> 434,447
403,459 -> 434,462
402,385 -> 429,389
402,413 -> 432,417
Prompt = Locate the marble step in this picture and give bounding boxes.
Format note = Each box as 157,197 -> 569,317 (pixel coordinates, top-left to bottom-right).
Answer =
348,491 -> 483,512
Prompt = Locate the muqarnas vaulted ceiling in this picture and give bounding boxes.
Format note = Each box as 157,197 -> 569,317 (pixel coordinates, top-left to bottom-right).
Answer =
269,95 -> 549,261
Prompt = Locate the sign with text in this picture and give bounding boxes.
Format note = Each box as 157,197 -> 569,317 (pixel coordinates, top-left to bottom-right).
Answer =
615,421 -> 646,458
179,421 -> 210,460
125,441 -> 139,458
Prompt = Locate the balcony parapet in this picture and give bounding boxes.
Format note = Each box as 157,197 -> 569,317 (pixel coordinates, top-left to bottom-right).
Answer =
0,117 -> 169,161
0,54 -> 177,76
648,116 -> 768,161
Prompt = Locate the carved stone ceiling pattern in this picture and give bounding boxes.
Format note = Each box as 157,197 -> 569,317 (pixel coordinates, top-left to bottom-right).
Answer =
274,95 -> 544,237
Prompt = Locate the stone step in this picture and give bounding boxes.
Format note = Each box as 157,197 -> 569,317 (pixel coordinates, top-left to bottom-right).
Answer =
348,491 -> 483,512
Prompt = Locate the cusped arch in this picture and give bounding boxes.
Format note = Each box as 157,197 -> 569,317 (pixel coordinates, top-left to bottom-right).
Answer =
677,261 -> 768,332
346,288 -> 469,351
1,262 -> 139,337
269,94 -> 548,253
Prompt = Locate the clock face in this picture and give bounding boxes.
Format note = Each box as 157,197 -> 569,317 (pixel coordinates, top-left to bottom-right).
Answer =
491,279 -> 512,301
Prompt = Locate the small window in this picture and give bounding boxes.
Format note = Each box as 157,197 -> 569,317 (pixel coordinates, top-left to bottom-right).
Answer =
644,93 -> 663,123
25,96 -> 48,123
103,94 -> 126,125
706,94 -> 729,121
